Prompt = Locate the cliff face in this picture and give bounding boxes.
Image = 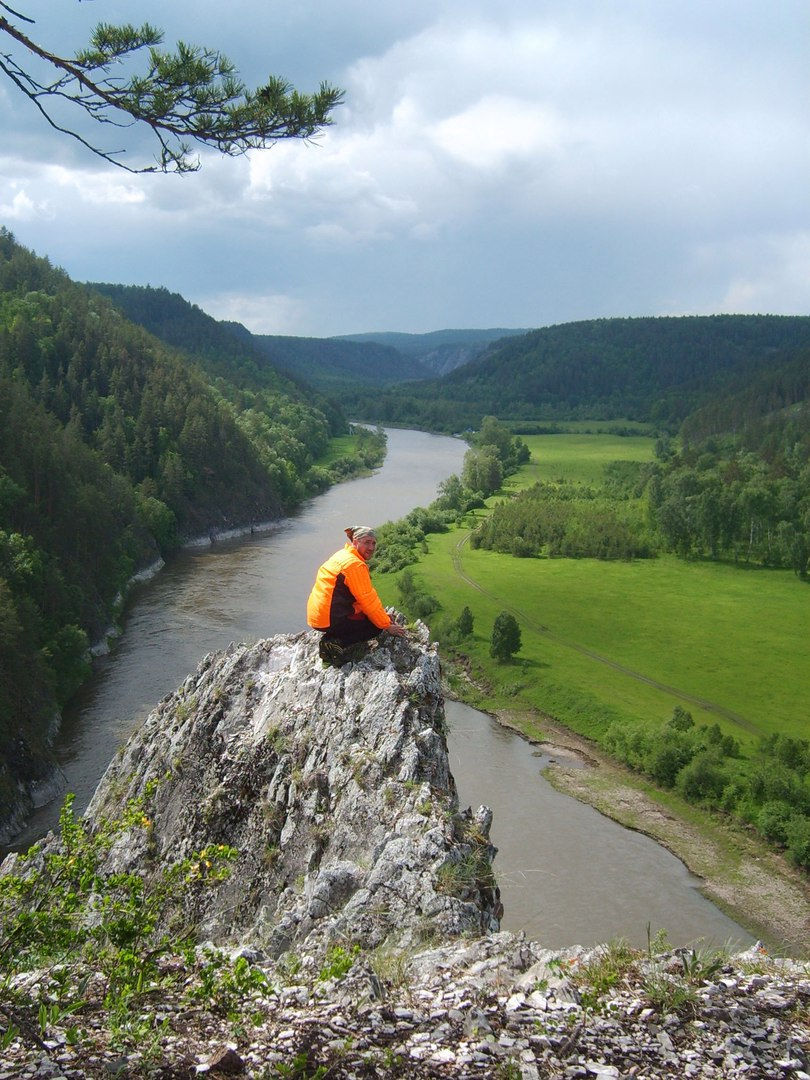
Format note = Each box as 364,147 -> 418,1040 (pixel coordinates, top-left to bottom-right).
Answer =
85,623 -> 501,955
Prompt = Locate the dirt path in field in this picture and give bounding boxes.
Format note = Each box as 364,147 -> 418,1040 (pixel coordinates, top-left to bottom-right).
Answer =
451,532 -> 757,731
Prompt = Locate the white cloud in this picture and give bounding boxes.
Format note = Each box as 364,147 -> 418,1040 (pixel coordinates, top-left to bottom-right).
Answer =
699,232 -> 810,315
429,96 -> 563,172
0,186 -> 45,221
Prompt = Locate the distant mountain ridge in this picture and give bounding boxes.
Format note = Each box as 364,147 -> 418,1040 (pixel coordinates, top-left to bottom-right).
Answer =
335,328 -> 529,375
89,287 -> 527,390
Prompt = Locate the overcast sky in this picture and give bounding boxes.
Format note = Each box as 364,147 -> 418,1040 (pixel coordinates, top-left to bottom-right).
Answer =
1,1 -> 807,337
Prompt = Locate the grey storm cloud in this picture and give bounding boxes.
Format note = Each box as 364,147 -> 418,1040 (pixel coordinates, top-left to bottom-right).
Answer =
0,0 -> 807,336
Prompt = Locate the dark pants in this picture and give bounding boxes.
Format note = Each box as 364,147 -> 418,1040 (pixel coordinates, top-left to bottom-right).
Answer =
322,615 -> 382,646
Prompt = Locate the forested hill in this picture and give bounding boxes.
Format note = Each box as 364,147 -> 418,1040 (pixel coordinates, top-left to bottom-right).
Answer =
346,315 -> 810,431
235,329 -> 528,389
0,231 -> 348,835
89,286 -> 437,393
88,284 -> 341,430
244,331 -> 431,390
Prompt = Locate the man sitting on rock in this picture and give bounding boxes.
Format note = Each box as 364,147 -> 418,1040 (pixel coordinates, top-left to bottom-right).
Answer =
307,525 -> 407,664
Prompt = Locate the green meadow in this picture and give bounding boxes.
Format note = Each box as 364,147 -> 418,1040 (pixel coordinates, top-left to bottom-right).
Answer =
510,431 -> 657,488
378,432 -> 809,751
414,535 -> 807,747
315,433 -> 358,465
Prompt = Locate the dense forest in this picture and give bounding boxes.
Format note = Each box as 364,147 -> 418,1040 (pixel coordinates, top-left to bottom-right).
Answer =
0,231 -> 368,834
89,286 -> 443,394
345,315 -> 810,432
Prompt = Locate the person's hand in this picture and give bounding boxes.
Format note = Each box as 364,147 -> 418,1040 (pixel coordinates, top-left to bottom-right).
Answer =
384,622 -> 408,637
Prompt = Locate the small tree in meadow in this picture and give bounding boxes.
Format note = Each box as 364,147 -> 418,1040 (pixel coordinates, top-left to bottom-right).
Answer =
457,606 -> 474,638
490,612 -> 521,661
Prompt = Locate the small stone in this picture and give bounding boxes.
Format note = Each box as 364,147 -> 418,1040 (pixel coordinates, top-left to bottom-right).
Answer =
585,1062 -> 620,1078
429,1048 -> 456,1064
205,1047 -> 245,1075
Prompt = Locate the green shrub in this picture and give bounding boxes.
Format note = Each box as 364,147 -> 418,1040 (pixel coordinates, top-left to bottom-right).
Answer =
646,740 -> 694,788
0,789 -> 239,1053
676,751 -> 728,806
490,611 -> 521,662
457,606 -> 474,637
510,537 -> 536,558
756,800 -> 794,845
784,814 -> 810,869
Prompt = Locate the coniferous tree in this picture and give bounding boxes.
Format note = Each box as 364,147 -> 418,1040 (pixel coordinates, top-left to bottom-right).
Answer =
490,612 -> 521,662
0,4 -> 342,172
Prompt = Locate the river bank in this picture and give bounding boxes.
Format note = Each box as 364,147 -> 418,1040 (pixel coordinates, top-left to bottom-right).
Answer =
444,663 -> 808,956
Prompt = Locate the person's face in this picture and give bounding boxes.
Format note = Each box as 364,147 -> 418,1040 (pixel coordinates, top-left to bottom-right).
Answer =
354,535 -> 377,560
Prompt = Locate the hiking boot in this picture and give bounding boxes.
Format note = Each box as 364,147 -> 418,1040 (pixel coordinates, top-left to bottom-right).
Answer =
319,637 -> 345,665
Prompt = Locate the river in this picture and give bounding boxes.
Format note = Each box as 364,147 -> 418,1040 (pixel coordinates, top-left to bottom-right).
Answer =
14,428 -> 752,950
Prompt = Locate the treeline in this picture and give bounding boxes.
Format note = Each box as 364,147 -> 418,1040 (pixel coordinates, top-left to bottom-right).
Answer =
345,315 -> 810,433
471,476 -> 654,561
606,709 -> 810,869
643,349 -> 810,571
465,410 -> 810,573
648,437 -> 810,573
0,230 -> 359,831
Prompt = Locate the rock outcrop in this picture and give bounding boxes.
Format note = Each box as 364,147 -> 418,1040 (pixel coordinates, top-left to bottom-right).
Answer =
2,627 -> 808,1079
85,622 -> 501,956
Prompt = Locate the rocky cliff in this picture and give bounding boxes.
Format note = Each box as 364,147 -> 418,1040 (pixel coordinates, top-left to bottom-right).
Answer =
1,627 -> 807,1078
84,621 -> 501,956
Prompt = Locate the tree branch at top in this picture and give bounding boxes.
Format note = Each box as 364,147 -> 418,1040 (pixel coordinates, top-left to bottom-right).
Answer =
0,6 -> 343,173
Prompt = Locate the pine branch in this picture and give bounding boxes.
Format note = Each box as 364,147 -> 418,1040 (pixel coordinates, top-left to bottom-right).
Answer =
0,11 -> 343,173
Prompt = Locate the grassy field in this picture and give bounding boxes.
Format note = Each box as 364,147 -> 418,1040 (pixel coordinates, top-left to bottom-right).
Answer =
313,433 -> 361,466
511,432 -> 656,488
377,432 -> 809,749
409,535 -> 808,746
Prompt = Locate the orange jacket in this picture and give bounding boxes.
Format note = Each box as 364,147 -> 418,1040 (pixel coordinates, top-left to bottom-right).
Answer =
307,543 -> 391,631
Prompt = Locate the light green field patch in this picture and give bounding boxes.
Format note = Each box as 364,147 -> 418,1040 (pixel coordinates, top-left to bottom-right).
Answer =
314,434 -> 361,466
426,536 -> 808,744
509,433 -> 655,488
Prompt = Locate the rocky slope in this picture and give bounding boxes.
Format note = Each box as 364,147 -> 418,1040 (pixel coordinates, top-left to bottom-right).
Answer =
0,626 -> 807,1078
